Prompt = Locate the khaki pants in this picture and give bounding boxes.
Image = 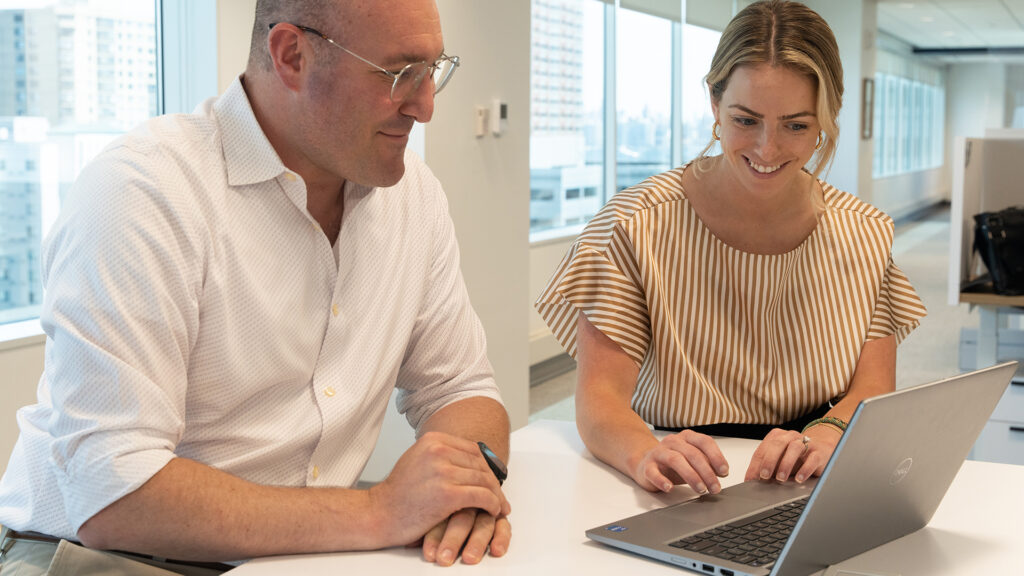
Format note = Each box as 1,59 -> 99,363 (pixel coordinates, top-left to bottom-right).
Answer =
0,527 -> 231,576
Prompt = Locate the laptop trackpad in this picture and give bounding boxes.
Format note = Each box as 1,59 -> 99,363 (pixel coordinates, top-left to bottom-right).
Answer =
655,493 -> 776,531
654,480 -> 815,531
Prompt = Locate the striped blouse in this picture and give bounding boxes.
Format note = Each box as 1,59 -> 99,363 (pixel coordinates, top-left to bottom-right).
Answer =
535,165 -> 927,428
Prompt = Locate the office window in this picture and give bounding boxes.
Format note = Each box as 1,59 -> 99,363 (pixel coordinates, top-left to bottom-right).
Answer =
680,23 -> 720,162
529,0 -> 605,237
529,0 -> 721,241
872,51 -> 945,179
616,8 -> 672,193
0,1 -> 215,334
0,1 -> 157,326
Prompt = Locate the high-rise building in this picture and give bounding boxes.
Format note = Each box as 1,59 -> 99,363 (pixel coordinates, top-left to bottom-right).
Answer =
0,117 -> 49,320
529,0 -> 603,232
0,1 -> 156,322
531,0 -> 585,157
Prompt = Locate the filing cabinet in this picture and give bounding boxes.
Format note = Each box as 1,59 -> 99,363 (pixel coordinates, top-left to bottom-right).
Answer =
971,375 -> 1024,465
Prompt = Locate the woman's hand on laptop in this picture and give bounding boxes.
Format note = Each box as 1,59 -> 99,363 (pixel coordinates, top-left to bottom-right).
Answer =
745,426 -> 842,484
632,430 -> 731,495
744,336 -> 895,484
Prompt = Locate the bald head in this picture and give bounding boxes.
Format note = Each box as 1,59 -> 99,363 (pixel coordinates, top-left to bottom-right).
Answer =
241,0 -> 445,191
246,0 -> 442,76
247,0 -> 333,74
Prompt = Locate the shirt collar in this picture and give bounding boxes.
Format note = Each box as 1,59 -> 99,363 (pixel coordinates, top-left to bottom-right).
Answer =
213,75 -> 289,187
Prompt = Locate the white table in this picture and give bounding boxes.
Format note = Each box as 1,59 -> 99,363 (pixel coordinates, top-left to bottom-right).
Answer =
229,420 -> 1024,575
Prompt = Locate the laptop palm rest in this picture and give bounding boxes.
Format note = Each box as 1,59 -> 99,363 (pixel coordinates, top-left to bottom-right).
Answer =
654,480 -> 817,533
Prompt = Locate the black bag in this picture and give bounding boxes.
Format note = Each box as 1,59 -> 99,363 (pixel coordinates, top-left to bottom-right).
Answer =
973,206 -> 1024,295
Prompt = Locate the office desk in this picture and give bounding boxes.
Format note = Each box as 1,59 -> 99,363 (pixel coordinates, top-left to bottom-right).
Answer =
229,420 -> 1024,575
959,291 -> 1024,371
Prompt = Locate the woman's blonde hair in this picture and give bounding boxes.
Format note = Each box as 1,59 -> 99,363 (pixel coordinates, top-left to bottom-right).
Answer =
696,0 -> 843,181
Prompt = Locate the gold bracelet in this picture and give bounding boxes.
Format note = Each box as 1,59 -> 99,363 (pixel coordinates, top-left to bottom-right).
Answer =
805,421 -> 845,435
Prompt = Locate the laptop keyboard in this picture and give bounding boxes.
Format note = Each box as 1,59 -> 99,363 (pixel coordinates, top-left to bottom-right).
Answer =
668,498 -> 808,568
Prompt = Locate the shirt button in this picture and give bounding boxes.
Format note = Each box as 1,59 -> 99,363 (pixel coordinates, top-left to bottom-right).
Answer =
331,304 -> 339,317
312,465 -> 320,479
324,387 -> 336,397
284,172 -> 297,182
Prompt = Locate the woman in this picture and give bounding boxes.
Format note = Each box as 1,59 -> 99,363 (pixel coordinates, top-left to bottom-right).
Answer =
535,0 -> 926,497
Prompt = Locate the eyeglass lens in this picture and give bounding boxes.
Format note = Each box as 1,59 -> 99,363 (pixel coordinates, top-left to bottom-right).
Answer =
392,58 -> 457,102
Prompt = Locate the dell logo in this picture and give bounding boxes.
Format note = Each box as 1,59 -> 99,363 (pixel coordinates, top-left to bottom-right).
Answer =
890,457 -> 913,485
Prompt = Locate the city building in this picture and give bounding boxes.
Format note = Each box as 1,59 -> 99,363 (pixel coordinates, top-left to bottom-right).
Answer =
0,1 -> 156,322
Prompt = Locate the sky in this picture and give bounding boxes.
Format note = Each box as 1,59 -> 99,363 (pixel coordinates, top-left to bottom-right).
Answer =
616,7 -> 673,119
581,3 -> 719,122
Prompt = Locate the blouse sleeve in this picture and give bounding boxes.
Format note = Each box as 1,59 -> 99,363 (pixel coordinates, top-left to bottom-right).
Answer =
867,256 -> 927,344
534,225 -> 651,366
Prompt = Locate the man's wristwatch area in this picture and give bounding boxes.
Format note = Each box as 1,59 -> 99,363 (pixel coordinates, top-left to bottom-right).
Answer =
477,441 -> 508,485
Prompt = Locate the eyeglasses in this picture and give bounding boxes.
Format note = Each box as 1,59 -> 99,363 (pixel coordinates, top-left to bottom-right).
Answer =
269,23 -> 459,103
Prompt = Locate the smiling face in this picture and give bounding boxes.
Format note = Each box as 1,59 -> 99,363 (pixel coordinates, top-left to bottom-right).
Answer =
711,63 -> 820,198
297,0 -> 444,188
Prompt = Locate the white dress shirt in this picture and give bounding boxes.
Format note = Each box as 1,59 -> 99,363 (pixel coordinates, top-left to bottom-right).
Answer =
0,77 -> 502,539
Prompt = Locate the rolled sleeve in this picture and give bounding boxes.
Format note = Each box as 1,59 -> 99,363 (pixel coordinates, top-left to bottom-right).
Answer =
40,144 -> 203,531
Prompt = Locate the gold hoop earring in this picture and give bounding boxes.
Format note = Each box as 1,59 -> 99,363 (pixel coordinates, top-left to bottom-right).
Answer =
712,121 -> 721,141
815,132 -> 824,150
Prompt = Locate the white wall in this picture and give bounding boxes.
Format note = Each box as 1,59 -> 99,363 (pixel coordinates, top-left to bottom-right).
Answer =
857,1 -> 878,207
217,0 -> 256,92
931,62 -> 1009,219
873,167 -> 949,221
428,0 -> 531,429
362,0 -> 533,481
802,0 -> 869,199
948,62 -> 1008,149
867,29 -> 951,216
529,238 -> 574,364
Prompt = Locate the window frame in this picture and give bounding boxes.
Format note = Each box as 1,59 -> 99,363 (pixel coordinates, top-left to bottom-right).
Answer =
529,1 -> 692,244
0,0 -> 217,346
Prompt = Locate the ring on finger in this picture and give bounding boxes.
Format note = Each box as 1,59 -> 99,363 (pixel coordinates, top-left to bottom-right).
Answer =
801,435 -> 811,448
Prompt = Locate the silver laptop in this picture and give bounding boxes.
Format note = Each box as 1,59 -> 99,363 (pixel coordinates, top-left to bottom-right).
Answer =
586,361 -> 1017,576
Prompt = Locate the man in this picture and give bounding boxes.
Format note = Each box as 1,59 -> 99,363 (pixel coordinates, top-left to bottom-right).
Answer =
0,0 -> 511,572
